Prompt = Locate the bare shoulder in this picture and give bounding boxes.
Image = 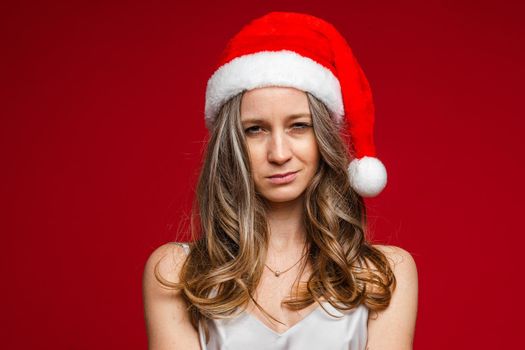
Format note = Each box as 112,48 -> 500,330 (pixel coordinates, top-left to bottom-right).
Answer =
367,244 -> 418,349
372,244 -> 418,277
142,242 -> 200,349
143,242 -> 189,286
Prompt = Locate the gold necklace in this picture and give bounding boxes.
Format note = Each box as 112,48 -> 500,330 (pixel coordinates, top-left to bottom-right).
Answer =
264,243 -> 309,277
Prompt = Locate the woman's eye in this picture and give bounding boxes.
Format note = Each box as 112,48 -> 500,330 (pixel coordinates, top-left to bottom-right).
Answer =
292,123 -> 312,130
244,126 -> 262,134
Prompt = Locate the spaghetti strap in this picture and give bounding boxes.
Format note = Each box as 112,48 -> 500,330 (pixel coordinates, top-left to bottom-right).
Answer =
172,242 -> 190,255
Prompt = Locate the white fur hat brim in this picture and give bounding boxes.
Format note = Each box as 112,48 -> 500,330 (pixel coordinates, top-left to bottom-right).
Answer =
205,50 -> 344,129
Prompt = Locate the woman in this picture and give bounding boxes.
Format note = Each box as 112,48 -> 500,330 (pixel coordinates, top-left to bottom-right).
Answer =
143,11 -> 418,350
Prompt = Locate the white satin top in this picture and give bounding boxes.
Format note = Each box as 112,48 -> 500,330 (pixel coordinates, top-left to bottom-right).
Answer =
175,242 -> 369,350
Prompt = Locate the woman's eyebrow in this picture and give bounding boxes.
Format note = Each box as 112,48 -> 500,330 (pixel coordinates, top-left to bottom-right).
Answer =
287,113 -> 312,120
241,118 -> 265,125
241,113 -> 311,124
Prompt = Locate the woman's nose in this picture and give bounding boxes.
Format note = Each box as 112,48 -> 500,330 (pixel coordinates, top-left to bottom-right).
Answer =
267,131 -> 292,164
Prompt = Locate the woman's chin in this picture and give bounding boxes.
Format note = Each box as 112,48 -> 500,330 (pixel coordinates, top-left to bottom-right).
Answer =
259,190 -> 305,206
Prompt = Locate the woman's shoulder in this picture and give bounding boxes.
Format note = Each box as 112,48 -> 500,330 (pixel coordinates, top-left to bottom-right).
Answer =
371,243 -> 417,273
367,244 -> 418,347
143,241 -> 191,285
143,243 -> 201,348
358,244 -> 418,297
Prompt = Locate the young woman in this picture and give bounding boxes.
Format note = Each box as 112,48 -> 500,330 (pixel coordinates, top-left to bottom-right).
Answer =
143,11 -> 418,350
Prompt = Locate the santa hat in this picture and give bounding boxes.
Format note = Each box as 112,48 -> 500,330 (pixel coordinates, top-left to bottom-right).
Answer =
204,11 -> 387,197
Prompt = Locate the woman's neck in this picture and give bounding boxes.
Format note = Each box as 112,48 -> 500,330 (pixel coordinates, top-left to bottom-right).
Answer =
266,196 -> 307,253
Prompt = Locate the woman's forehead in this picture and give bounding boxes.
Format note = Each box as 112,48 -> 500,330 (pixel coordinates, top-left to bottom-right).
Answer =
240,86 -> 310,121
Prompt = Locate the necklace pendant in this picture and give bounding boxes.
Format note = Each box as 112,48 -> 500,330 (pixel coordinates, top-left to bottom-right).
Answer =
274,271 -> 281,277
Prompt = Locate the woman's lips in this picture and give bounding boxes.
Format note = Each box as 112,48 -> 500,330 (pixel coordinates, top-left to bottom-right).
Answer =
267,171 -> 298,184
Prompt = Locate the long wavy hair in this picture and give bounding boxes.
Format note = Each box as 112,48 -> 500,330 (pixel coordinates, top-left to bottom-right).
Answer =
155,89 -> 396,339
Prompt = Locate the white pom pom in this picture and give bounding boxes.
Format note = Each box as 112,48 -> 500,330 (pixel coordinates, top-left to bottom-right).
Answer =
347,156 -> 387,197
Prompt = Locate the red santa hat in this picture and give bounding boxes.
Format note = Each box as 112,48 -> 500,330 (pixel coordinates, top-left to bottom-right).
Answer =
204,11 -> 387,197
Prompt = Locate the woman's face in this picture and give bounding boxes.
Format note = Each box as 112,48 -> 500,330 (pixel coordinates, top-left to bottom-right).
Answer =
240,86 -> 320,205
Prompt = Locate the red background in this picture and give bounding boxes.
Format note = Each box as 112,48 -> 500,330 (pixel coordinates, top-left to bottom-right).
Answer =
2,0 -> 523,348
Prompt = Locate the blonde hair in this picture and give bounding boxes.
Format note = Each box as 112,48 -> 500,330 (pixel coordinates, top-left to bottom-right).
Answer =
155,90 -> 396,339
